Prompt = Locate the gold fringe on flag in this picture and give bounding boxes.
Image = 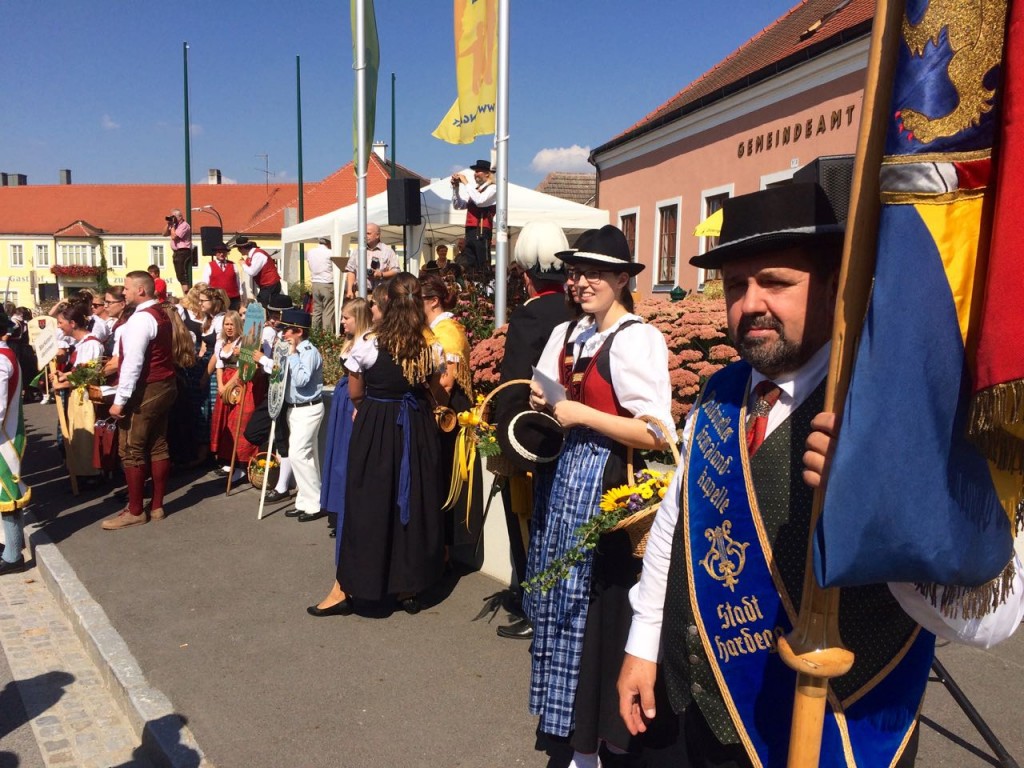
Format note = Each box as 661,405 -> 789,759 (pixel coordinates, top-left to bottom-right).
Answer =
968,380 -> 1024,472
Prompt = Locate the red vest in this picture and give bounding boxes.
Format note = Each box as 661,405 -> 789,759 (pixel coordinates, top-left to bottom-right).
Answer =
465,184 -> 495,230
558,320 -> 639,418
119,306 -> 175,384
208,259 -> 240,298
247,248 -> 281,288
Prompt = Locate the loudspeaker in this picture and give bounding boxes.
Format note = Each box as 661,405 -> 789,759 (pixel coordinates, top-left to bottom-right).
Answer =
387,178 -> 422,226
792,154 -> 854,222
200,226 -> 224,256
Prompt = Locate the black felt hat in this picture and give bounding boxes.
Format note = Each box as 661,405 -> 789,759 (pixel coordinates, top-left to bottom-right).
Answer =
558,224 -> 644,276
267,294 -> 294,312
470,159 -> 494,173
690,183 -> 844,268
496,410 -> 566,473
233,236 -> 257,251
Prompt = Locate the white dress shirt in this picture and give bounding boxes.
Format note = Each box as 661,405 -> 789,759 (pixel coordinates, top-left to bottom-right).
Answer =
626,343 -> 1024,662
114,300 -> 160,406
452,179 -> 496,209
240,250 -> 268,278
534,314 -> 676,439
306,244 -> 334,284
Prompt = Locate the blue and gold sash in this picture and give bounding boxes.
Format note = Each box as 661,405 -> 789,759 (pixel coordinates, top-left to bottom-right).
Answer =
683,363 -> 933,767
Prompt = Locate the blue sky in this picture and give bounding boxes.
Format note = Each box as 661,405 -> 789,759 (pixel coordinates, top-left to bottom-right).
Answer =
2,0 -> 800,189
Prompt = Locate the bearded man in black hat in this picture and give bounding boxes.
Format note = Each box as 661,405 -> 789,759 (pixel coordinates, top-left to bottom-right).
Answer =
451,159 -> 496,272
616,183 -> 1024,768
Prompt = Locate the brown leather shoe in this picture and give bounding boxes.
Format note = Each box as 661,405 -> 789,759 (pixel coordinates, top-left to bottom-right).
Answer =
101,508 -> 148,530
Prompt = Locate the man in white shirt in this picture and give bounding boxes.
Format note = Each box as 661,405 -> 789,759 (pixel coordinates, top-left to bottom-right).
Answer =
617,184 -> 1024,768
451,159 -> 496,272
345,223 -> 398,299
307,237 -> 335,331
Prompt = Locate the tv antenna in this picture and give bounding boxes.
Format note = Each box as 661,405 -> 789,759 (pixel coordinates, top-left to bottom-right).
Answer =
254,153 -> 274,192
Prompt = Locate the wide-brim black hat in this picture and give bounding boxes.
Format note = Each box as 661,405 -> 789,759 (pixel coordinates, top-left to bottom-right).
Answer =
267,294 -> 294,312
496,410 -> 565,473
690,183 -> 844,269
558,224 -> 644,276
470,159 -> 494,173
233,236 -> 256,250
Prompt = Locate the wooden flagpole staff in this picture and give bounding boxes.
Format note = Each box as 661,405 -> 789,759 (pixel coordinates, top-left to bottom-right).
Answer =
225,379 -> 249,495
776,0 -> 904,765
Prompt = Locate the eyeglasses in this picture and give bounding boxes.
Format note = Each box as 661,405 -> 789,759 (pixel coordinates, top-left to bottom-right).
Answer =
201,297 -> 213,303
567,268 -> 608,283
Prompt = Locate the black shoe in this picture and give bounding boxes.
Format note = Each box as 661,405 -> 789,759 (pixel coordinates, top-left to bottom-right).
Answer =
329,528 -> 337,538
264,488 -> 289,503
398,596 -> 421,615
284,508 -> 302,518
213,466 -> 230,477
297,511 -> 326,523
0,556 -> 27,576
307,597 -> 354,617
496,617 -> 534,640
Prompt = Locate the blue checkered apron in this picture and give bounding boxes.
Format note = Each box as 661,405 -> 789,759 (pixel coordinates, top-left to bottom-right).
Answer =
523,427 -> 612,737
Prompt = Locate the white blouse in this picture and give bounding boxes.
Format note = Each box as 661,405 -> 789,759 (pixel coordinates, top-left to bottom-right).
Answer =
345,334 -> 445,376
534,313 -> 675,438
71,338 -> 105,366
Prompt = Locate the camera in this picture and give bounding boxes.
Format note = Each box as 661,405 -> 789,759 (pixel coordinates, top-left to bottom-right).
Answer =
165,215 -> 176,223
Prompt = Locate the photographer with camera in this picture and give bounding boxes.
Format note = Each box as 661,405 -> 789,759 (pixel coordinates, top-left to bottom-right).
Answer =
344,222 -> 398,299
163,209 -> 194,293
451,159 -> 496,272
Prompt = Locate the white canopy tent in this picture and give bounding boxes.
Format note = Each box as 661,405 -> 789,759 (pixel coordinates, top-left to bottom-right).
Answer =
280,173 -> 609,293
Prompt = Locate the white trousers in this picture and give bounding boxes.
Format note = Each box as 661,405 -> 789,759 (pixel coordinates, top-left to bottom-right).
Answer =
286,402 -> 324,514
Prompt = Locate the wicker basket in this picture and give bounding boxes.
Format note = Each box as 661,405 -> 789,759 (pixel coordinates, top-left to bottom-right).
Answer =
87,385 -> 113,405
609,415 -> 681,558
248,452 -> 280,490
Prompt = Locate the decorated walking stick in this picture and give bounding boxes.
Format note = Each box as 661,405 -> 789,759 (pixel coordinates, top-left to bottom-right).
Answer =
226,303 -> 267,496
258,341 -> 291,520
776,1 -> 902,764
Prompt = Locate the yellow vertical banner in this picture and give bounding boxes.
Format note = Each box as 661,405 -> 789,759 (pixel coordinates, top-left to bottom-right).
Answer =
432,0 -> 497,145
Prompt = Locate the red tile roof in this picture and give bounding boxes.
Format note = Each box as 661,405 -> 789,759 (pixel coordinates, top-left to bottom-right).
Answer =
0,153 -> 425,238
593,0 -> 872,158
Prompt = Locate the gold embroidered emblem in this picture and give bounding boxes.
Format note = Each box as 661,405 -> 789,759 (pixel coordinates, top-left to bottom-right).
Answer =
700,520 -> 749,592
897,0 -> 1007,143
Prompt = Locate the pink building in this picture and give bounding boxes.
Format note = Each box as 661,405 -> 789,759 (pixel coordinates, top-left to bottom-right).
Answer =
591,0 -> 873,294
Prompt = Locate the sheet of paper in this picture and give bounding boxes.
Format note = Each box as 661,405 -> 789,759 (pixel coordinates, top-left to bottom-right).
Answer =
532,366 -> 566,406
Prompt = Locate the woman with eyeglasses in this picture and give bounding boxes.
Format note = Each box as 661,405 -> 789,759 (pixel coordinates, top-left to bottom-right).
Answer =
525,225 -> 675,765
50,300 -> 107,488
198,289 -> 229,456
308,273 -> 447,618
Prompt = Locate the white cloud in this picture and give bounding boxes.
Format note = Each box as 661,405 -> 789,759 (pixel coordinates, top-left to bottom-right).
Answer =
530,144 -> 592,174
101,114 -> 120,130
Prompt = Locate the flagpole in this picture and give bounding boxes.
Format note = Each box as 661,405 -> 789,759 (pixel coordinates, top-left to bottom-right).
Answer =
297,55 -> 306,289
355,0 -> 368,299
776,0 -> 904,765
493,0 -> 510,326
183,43 -> 192,237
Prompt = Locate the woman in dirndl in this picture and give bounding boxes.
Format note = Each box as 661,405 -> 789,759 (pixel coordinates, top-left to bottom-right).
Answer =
320,297 -> 372,540
308,273 -> 446,617
525,225 -> 675,766
50,301 -> 106,488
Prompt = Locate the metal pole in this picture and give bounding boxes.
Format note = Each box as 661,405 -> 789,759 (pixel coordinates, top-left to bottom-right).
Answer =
493,0 -> 510,326
390,73 -> 396,179
355,0 -> 368,299
183,43 -> 192,232
297,55 -> 306,288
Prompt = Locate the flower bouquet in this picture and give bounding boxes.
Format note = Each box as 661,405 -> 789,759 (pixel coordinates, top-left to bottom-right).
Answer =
248,452 -> 280,489
456,394 -> 502,459
522,467 -> 674,594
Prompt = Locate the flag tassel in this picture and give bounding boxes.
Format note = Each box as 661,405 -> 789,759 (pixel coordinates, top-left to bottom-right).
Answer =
917,558 -> 1018,620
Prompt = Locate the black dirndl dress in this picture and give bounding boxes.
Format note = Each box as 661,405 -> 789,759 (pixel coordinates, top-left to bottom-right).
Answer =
338,347 -> 444,601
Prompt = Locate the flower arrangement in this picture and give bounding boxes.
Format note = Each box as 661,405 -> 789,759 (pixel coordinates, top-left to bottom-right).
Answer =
523,468 -> 674,594
456,394 -> 502,458
468,324 -> 507,394
65,359 -> 106,389
51,265 -> 103,278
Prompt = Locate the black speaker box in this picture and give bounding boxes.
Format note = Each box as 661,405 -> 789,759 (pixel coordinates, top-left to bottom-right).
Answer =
199,226 -> 224,256
792,154 -> 854,222
387,178 -> 422,226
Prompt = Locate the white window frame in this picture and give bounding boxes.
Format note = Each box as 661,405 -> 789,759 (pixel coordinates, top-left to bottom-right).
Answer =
760,168 -> 797,189
109,244 -> 125,269
652,197 -> 681,290
150,244 -> 165,269
8,244 -> 24,268
59,243 -> 97,267
34,243 -> 50,267
617,206 -> 641,263
697,183 -> 735,289
0,291 -> 17,305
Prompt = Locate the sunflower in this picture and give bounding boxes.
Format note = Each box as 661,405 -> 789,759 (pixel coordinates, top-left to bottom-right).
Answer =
600,485 -> 634,512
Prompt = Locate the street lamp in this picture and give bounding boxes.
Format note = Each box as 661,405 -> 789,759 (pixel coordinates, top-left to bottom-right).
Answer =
191,205 -> 223,229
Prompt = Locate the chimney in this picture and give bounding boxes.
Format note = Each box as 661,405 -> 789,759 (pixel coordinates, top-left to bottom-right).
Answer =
208,168 -> 222,185
59,169 -> 72,185
0,173 -> 7,187
372,141 -> 388,162
9,174 -> 26,186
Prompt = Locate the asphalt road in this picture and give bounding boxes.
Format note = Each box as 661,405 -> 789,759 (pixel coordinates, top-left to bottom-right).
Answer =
17,401 -> 1024,767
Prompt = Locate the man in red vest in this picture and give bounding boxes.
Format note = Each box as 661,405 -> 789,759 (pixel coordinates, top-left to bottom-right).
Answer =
452,159 -> 496,272
234,236 -> 282,308
103,271 -> 177,530
201,243 -> 243,310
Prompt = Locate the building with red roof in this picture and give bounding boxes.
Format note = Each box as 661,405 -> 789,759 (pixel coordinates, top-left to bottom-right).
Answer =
0,152 -> 423,306
590,0 -> 872,294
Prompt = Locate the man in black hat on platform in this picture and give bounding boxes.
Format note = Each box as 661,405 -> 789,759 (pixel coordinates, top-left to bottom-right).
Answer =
451,159 -> 496,272
616,182 -> 1024,768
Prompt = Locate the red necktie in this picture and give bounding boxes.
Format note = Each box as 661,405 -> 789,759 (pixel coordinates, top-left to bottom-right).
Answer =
746,380 -> 781,456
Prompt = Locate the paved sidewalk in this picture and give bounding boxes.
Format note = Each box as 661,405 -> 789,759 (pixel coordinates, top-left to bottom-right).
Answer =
0,561 -> 145,767
11,400 -> 1024,767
